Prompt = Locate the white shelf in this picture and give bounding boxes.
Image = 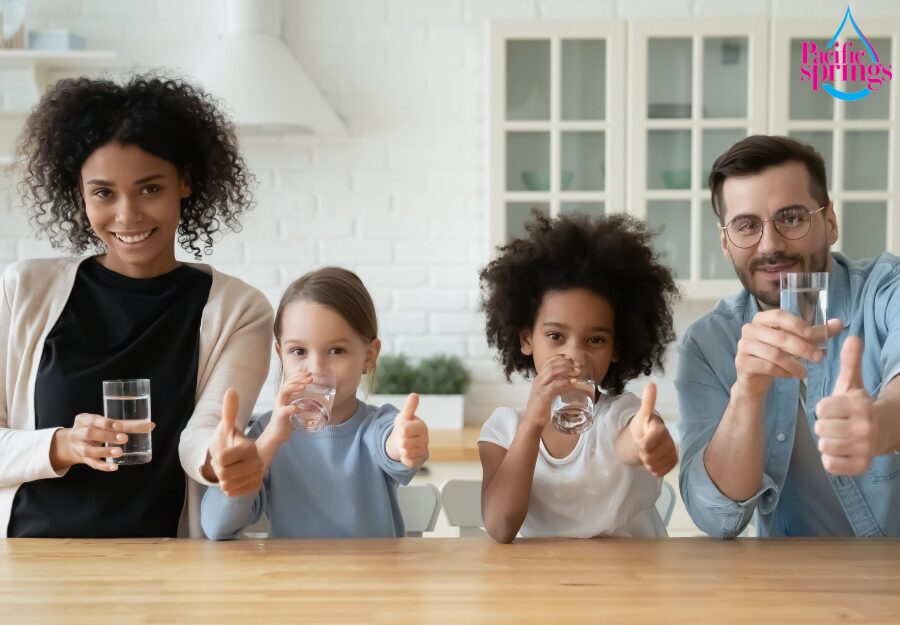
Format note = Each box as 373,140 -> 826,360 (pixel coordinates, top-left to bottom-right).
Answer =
0,49 -> 120,162
0,49 -> 117,68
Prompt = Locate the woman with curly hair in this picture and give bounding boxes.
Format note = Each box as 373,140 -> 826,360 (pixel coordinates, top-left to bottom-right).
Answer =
478,211 -> 681,542
0,74 -> 273,538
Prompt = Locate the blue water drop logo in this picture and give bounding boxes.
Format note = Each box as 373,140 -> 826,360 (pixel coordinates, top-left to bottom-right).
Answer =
823,7 -> 880,101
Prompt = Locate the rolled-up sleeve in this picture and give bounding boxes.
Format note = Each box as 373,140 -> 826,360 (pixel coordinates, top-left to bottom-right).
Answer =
676,334 -> 778,539
875,274 -> 900,388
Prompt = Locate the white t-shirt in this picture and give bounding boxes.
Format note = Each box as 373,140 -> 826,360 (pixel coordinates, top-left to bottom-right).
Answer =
479,391 -> 666,538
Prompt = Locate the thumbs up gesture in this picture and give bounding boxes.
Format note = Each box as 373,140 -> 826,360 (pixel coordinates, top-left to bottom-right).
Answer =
628,383 -> 678,477
385,393 -> 430,469
202,388 -> 263,497
815,336 -> 878,476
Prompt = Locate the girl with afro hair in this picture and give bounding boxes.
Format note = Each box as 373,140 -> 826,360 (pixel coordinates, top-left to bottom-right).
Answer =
478,211 -> 680,542
0,74 -> 272,538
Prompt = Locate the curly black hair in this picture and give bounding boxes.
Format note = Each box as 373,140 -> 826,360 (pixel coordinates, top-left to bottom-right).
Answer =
16,72 -> 254,258
479,211 -> 680,395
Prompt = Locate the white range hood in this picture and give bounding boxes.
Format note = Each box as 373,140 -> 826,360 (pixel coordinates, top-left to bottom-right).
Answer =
197,0 -> 345,136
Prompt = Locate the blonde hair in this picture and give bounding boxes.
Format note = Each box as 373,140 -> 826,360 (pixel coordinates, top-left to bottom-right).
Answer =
274,266 -> 379,385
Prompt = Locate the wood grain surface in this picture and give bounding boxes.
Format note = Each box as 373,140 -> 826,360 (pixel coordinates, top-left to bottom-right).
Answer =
2,537 -> 898,624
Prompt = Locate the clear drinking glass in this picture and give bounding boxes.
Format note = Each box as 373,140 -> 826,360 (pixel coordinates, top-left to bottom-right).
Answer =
551,350 -> 596,434
103,379 -> 152,465
780,272 -> 829,354
290,366 -> 337,432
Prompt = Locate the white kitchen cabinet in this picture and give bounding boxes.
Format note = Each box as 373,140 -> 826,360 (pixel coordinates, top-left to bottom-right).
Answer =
629,19 -> 768,299
771,19 -> 900,260
488,16 -> 897,299
488,20 -> 626,251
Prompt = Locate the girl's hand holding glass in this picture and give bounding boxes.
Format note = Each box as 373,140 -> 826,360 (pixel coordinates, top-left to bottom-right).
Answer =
550,350 -> 596,434
266,370 -> 315,443
385,393 -> 430,469
288,365 -> 337,433
523,354 -> 581,431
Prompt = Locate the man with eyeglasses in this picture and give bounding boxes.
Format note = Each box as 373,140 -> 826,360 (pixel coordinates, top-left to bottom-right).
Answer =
676,135 -> 900,538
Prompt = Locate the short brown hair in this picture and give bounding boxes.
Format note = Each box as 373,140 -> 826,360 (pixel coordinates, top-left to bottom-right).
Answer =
274,267 -> 379,382
708,135 -> 830,224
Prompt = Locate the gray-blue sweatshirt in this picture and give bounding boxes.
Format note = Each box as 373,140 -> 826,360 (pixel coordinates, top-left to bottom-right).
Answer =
201,400 -> 417,539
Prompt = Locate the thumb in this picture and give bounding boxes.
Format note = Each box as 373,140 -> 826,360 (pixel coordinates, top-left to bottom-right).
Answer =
218,388 -> 241,444
825,318 -> 844,339
833,335 -> 864,395
633,383 -> 657,438
396,393 -> 420,423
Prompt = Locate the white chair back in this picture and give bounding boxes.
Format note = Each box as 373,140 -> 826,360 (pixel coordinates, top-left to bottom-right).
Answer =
656,481 -> 676,527
441,479 -> 487,537
397,484 -> 442,537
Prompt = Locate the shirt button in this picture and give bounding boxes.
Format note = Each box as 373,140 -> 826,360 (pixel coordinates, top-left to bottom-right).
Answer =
776,432 -> 786,442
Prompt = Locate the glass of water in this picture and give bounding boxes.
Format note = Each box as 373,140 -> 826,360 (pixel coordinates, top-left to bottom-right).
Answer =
103,379 -> 152,465
780,272 -> 829,354
551,350 -> 597,435
290,365 -> 337,432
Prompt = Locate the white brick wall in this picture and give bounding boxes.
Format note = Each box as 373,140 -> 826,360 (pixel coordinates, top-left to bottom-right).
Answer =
2,0 -> 898,424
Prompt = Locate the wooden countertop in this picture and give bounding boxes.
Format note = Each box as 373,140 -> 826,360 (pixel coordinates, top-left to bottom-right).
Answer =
2,538 -> 899,624
427,426 -> 480,462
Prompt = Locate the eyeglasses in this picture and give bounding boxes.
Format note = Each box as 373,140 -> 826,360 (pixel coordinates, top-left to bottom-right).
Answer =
720,205 -> 826,249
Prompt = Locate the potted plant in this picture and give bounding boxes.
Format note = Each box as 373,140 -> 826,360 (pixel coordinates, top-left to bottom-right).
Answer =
363,354 -> 471,430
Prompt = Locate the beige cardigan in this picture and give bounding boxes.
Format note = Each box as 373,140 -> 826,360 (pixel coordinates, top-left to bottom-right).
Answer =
0,257 -> 274,537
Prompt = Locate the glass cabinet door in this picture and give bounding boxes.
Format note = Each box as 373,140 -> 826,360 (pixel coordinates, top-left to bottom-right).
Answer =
490,22 -> 625,250
506,40 -> 550,121
773,19 -> 897,261
561,39 -> 606,121
631,19 -> 766,297
506,132 -> 551,192
646,200 -> 691,279
489,17 -> 897,299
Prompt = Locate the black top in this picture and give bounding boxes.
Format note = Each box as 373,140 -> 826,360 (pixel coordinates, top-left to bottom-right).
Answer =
8,259 -> 212,537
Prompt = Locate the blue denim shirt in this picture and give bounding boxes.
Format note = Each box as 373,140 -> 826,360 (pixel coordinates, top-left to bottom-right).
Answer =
676,252 -> 900,538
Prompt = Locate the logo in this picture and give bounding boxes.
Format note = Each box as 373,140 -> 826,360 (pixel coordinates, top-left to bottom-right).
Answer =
798,6 -> 893,102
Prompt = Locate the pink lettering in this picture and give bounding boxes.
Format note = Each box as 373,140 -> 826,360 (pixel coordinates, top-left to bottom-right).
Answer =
802,42 -> 818,64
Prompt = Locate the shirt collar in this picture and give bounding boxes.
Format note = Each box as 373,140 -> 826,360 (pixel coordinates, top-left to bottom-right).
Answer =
827,252 -> 851,326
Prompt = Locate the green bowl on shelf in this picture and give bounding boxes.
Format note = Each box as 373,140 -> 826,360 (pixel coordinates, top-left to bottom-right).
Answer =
661,168 -> 691,189
660,168 -> 713,189
521,169 -> 575,191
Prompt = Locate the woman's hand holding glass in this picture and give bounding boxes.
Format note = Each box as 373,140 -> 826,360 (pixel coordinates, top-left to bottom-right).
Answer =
50,413 -> 156,473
